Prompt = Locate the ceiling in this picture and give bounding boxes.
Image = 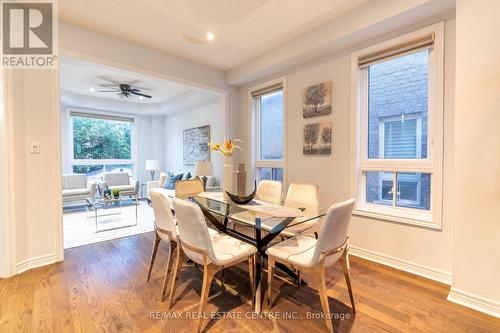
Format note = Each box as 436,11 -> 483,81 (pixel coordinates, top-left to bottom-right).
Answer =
59,0 -> 371,70
60,56 -> 220,116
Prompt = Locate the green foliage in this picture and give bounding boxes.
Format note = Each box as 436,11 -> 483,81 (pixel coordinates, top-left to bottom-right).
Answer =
72,117 -> 131,160
111,188 -> 120,198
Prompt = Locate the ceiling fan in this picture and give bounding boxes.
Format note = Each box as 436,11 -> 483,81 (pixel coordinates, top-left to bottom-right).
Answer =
98,82 -> 152,100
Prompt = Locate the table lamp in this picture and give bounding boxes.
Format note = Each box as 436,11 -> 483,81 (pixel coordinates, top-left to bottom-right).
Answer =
145,160 -> 160,181
195,160 -> 213,191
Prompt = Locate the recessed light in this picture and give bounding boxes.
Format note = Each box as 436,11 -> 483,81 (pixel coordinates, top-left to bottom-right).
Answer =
89,87 -> 95,92
139,96 -> 144,100
206,32 -> 215,41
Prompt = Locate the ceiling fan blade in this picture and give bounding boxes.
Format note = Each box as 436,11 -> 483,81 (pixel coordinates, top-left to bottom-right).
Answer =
130,91 -> 152,98
131,86 -> 153,92
97,76 -> 120,85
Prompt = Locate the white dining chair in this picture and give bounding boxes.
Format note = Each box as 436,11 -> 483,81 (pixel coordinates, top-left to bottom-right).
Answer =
168,198 -> 258,333
147,189 -> 179,301
175,179 -> 204,199
256,180 -> 283,205
266,199 -> 356,333
262,182 -> 320,238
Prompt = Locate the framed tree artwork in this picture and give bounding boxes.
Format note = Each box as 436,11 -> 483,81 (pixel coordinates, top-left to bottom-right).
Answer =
303,81 -> 332,118
303,122 -> 332,155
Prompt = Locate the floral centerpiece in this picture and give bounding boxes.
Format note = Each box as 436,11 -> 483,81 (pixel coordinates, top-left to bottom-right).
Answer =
208,138 -> 242,200
208,138 -> 242,157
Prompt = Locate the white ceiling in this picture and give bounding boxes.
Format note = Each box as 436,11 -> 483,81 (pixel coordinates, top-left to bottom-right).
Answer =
60,56 -> 220,116
59,0 -> 371,70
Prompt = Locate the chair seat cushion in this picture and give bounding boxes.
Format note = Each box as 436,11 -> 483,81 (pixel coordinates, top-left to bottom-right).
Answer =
108,185 -> 135,192
62,188 -> 90,197
209,231 -> 257,266
266,235 -> 318,267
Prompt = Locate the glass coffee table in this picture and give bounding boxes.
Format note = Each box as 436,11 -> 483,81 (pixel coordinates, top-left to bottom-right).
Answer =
88,197 -> 138,232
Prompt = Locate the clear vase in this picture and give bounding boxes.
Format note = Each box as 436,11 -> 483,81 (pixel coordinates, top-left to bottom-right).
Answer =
223,156 -> 233,201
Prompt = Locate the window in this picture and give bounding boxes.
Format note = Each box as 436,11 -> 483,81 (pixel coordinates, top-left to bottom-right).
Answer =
252,82 -> 285,182
69,112 -> 135,180
352,24 -> 444,228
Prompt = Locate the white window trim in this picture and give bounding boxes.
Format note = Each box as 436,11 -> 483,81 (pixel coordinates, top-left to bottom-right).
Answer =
350,22 -> 444,229
66,108 -> 138,179
248,77 -> 287,185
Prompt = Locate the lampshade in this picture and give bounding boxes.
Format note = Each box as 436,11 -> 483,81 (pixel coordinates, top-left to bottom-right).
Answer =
145,160 -> 160,171
195,160 -> 213,176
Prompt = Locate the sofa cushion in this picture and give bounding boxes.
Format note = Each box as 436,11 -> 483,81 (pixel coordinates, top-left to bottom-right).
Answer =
62,174 -> 87,190
62,188 -> 91,197
159,172 -> 168,188
108,185 -> 135,192
164,173 -> 183,190
104,172 -> 130,186
206,176 -> 216,187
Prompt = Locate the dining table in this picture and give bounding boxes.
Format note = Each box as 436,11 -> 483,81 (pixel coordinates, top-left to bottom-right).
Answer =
189,192 -> 326,313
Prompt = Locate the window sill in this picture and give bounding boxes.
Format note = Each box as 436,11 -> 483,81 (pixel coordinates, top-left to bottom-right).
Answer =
353,206 -> 441,230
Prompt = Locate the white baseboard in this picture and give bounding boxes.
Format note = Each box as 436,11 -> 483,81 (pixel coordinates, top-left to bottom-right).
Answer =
349,246 -> 452,285
16,253 -> 56,274
448,288 -> 500,318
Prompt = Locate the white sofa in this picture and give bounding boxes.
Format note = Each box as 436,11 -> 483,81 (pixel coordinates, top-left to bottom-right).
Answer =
146,171 -> 218,199
62,174 -> 97,202
103,172 -> 139,199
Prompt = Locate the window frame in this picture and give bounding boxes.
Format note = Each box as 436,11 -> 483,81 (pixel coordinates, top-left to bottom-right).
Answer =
66,108 -> 137,180
248,78 -> 286,185
350,23 -> 444,229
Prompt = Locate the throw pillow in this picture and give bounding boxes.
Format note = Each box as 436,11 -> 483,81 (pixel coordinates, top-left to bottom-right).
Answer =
182,172 -> 191,180
163,173 -> 183,190
159,172 -> 168,188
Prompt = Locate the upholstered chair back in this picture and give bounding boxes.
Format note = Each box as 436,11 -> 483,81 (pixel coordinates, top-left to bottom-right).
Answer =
284,183 -> 319,216
149,189 -> 177,239
62,174 -> 87,190
175,179 -> 204,199
256,180 -> 283,205
173,198 -> 216,265
104,172 -> 130,186
313,199 -> 355,266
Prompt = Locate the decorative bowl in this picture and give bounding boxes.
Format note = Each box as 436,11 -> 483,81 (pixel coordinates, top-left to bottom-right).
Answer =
225,181 -> 257,204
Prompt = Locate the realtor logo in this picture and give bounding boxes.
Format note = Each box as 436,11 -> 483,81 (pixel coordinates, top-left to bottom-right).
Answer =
1,0 -> 58,68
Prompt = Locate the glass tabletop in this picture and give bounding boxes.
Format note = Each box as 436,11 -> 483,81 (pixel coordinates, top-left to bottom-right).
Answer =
191,192 -> 326,233
90,196 -> 138,210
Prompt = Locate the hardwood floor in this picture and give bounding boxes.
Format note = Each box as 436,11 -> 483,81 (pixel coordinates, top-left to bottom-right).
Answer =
1,232 -> 498,332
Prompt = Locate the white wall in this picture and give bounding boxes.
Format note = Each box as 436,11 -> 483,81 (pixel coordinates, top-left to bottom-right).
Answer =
237,19 -> 456,282
163,99 -> 224,182
9,70 -> 61,272
449,0 -> 500,316
0,69 -> 12,277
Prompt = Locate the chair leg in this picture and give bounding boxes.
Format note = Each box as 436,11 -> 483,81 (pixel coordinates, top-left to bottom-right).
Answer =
267,256 -> 275,308
146,231 -> 161,281
342,251 -> 356,313
248,254 -> 255,308
161,241 -> 175,301
166,245 -> 183,308
197,265 -> 218,333
316,266 -> 333,333
296,270 -> 301,288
